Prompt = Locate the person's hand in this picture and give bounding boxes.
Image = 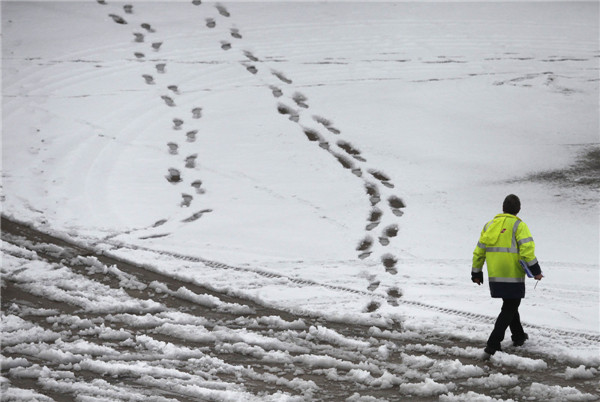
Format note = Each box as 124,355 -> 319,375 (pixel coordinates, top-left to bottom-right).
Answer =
534,273 -> 543,280
474,278 -> 482,285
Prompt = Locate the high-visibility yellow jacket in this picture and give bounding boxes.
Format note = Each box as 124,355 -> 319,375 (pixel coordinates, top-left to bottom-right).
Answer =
472,213 -> 539,298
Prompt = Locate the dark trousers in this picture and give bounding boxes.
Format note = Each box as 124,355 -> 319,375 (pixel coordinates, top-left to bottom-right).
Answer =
487,298 -> 524,350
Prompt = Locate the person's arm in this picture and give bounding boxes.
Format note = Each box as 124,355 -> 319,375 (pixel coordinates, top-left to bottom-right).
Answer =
517,222 -> 542,279
472,232 -> 486,285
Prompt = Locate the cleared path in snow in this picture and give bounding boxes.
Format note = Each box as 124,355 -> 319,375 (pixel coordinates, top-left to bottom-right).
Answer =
2,216 -> 598,401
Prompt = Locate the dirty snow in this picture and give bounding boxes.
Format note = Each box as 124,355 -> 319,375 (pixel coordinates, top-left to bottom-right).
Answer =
2,1 -> 599,400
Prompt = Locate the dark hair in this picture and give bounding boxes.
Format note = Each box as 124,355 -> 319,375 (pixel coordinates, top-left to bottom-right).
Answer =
503,194 -> 521,215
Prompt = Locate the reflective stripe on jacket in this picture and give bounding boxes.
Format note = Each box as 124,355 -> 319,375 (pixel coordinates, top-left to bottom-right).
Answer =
472,213 -> 537,298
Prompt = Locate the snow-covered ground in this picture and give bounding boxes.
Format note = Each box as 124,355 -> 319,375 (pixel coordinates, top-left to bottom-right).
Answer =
2,1 -> 599,400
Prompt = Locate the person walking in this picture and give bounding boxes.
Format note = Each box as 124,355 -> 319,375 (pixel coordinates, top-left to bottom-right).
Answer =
472,194 -> 543,357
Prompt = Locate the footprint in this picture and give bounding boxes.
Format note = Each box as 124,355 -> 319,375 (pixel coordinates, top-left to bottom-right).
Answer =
142,74 -> 155,85
337,140 -> 362,158
172,118 -> 184,130
152,42 -> 163,51
166,168 -> 182,183
313,115 -> 340,134
153,218 -> 167,227
382,254 -> 398,275
192,0 -> 202,5
181,193 -> 193,207
139,233 -> 170,240
318,141 -> 330,150
388,196 -> 406,216
167,142 -> 178,155
272,70 -> 292,84
97,0 -> 107,4
186,130 -> 198,142
358,251 -> 372,260
383,224 -> 399,238
365,301 -> 381,313
192,107 -> 202,119
141,23 -> 155,33
191,180 -> 204,193
365,183 -> 381,206
387,287 -> 402,299
313,116 -> 330,126
369,169 -> 389,182
133,32 -> 144,43
387,287 -> 402,306
351,168 -> 363,177
302,128 -> 321,142
161,95 -> 175,107
244,51 -> 259,62
185,154 -> 198,168
368,207 -> 383,222
379,237 -> 390,246
134,52 -> 145,59
168,85 -> 179,94
216,4 -> 230,17
277,103 -> 298,121
366,222 -> 380,231
356,235 -> 373,252
369,169 -> 394,188
244,64 -> 258,74
292,92 -> 309,108
367,208 -> 382,228
221,41 -> 232,50
123,4 -> 133,14
270,86 -> 283,98
206,18 -> 216,28
357,236 -> 373,258
182,209 -> 212,223
156,63 -> 166,73
367,281 -> 380,291
109,14 -> 127,24
334,154 -> 354,170
231,28 -> 242,39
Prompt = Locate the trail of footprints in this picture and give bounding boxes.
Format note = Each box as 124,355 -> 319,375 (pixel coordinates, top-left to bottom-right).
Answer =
225,28 -> 407,306
102,1 -> 219,224
103,1 -> 405,308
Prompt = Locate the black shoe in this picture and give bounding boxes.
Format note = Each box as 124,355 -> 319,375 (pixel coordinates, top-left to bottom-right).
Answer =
482,345 -> 500,360
512,333 -> 529,347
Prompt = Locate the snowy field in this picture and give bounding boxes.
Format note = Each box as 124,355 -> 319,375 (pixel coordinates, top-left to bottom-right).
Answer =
1,1 -> 599,400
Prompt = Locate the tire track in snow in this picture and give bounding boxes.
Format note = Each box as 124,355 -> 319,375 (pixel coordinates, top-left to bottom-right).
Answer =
97,238 -> 600,344
2,216 -> 599,401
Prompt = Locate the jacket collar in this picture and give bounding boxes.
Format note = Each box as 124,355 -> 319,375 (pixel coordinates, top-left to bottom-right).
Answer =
495,213 -> 521,221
